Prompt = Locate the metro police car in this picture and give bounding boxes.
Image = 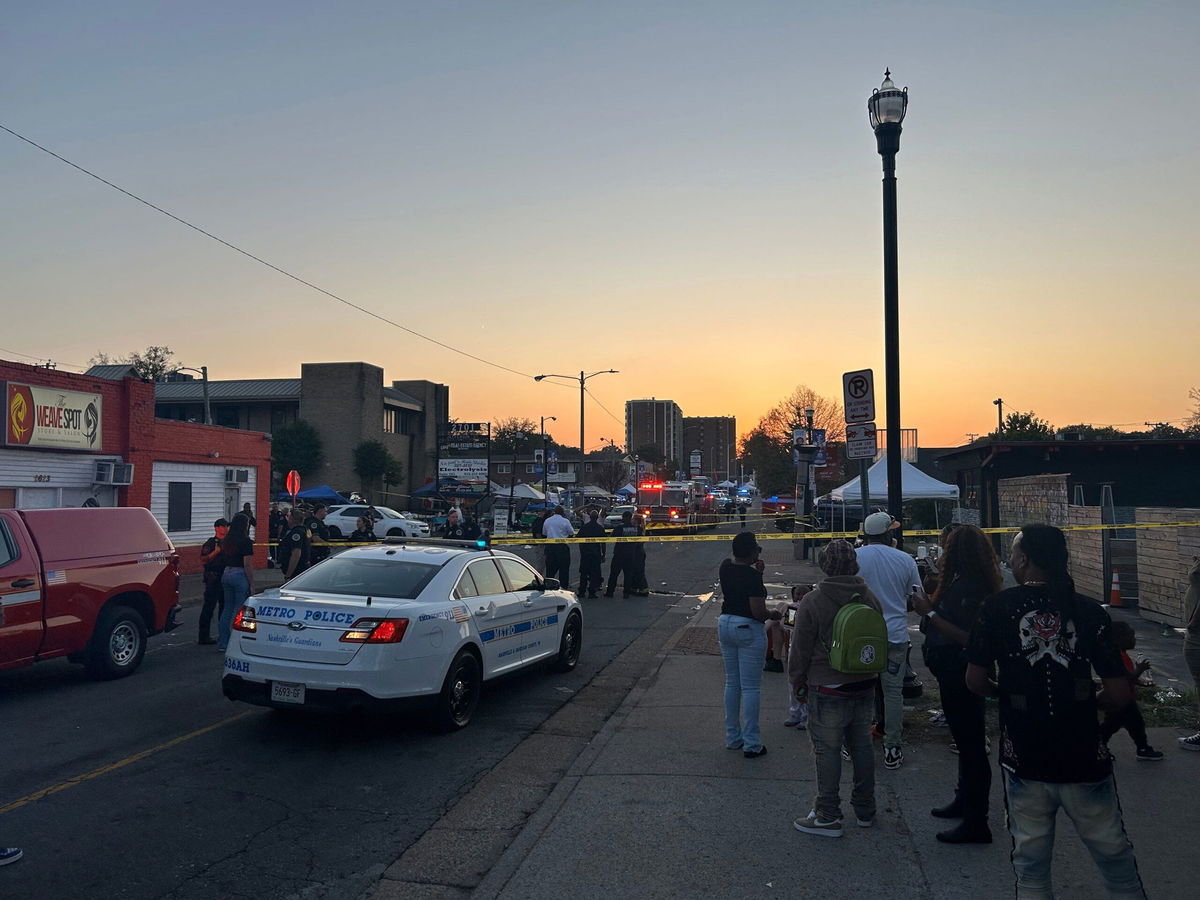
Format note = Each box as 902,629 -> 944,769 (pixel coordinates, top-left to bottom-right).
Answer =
221,538 -> 582,730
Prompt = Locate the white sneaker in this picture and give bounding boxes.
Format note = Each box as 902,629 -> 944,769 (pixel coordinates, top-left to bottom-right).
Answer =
883,746 -> 903,769
794,813 -> 843,838
856,815 -> 875,828
1179,733 -> 1200,752
0,847 -> 22,867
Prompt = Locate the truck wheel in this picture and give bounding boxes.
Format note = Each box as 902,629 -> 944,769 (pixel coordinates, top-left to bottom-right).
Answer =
432,649 -> 481,731
85,605 -> 147,680
551,612 -> 582,673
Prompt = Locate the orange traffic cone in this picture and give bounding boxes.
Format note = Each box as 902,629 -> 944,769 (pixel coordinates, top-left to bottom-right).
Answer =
1110,570 -> 1123,607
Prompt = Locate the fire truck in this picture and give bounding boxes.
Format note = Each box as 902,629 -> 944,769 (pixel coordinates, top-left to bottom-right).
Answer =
637,480 -> 697,531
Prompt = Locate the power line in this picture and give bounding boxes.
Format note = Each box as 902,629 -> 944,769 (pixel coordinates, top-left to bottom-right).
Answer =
584,387 -> 623,425
0,345 -> 88,370
0,123 -> 540,381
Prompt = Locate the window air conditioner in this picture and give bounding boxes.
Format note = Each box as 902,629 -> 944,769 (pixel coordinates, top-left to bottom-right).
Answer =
225,468 -> 250,484
94,461 -> 115,484
111,463 -> 135,486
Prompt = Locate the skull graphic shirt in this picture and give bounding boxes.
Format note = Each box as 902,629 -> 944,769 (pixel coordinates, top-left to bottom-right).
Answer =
968,584 -> 1125,782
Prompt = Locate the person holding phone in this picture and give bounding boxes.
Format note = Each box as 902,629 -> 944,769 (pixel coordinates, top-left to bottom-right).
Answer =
717,532 -> 780,758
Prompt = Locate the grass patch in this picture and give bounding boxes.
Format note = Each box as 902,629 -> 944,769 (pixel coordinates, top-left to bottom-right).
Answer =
1139,686 -> 1198,728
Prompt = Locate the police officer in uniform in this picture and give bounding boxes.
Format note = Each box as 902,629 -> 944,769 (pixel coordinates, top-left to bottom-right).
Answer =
576,507 -> 607,598
278,508 -> 313,580
304,504 -> 332,563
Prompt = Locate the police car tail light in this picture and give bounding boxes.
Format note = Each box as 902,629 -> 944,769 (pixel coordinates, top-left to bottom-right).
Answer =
232,606 -> 257,633
340,617 -> 409,643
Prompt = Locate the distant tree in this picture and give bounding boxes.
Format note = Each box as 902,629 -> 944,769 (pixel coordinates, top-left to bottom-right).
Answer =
354,440 -> 401,501
90,345 -> 178,381
991,410 -> 1055,441
591,448 -> 629,493
491,417 -> 537,456
738,426 -> 794,497
1057,423 -> 1123,440
272,421 -> 325,478
1188,387 -> 1200,430
758,385 -> 846,444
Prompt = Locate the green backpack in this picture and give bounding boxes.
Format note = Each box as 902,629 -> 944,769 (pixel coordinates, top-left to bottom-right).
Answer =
828,594 -> 888,675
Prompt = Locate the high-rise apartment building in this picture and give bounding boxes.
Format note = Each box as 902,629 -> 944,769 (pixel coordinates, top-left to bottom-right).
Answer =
683,416 -> 737,481
625,399 -> 684,472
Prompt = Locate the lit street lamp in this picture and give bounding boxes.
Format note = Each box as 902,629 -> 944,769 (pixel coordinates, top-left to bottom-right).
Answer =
533,369 -> 619,487
868,69 -> 908,538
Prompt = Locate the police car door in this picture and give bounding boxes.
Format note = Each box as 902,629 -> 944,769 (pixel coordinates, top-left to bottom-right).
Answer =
496,557 -> 562,666
460,558 -> 528,676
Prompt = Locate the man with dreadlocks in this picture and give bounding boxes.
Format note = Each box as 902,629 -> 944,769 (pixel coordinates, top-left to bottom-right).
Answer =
966,524 -> 1145,899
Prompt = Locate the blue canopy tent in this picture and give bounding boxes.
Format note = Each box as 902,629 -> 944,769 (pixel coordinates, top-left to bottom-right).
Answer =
274,485 -> 351,504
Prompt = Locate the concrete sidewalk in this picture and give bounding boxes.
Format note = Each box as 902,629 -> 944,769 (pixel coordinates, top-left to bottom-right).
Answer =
475,548 -> 1200,899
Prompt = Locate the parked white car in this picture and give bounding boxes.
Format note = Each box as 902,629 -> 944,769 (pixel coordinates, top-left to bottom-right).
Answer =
221,539 -> 583,729
604,505 -> 636,527
324,505 -> 430,539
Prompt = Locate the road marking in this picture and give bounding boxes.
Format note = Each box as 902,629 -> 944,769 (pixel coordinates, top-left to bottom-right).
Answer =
0,710 -> 254,816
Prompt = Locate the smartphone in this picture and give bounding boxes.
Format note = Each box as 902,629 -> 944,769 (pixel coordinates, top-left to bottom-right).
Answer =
784,607 -> 797,628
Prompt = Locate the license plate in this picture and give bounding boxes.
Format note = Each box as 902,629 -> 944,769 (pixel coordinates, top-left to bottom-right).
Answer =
270,681 -> 305,704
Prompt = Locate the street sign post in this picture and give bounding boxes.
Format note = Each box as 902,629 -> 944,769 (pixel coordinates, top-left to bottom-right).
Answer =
842,369 -> 876,424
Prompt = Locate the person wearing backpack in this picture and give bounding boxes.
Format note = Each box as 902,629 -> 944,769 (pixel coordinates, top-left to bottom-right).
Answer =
788,539 -> 886,838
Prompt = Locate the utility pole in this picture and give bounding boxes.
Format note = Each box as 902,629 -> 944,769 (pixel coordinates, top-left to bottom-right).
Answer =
993,398 -> 1004,434
965,432 -> 979,443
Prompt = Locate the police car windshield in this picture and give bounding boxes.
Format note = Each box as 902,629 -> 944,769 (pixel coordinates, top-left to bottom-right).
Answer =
282,557 -> 440,599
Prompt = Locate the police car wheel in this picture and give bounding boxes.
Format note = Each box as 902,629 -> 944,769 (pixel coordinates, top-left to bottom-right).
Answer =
433,649 -> 481,731
85,605 -> 147,680
551,612 -> 582,673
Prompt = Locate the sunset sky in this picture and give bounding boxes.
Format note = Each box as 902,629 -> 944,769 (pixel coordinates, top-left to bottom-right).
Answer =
3,1 -> 1197,450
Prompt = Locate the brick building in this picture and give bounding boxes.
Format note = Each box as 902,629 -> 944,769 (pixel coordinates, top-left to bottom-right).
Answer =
2,358 -> 271,573
682,416 -> 736,482
625,399 -> 684,473
155,362 -> 448,504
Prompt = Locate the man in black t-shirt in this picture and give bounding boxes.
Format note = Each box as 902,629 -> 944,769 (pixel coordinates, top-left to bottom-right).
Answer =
967,525 -> 1142,899
604,511 -> 639,598
197,518 -> 229,644
278,509 -> 313,580
576,508 -> 607,598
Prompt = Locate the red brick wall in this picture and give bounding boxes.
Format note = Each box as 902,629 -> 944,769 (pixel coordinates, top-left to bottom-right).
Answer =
145,420 -> 272,573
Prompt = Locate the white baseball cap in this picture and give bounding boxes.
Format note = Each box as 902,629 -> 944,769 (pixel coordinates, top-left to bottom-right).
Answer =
863,511 -> 896,535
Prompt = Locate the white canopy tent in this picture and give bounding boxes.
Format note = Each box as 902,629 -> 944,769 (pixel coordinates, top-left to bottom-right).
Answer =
823,455 -> 958,503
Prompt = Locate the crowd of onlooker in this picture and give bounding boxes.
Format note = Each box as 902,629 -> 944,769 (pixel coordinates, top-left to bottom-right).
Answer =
713,512 -> 1200,898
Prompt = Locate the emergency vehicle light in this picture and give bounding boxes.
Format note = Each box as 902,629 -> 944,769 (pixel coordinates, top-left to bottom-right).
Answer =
232,607 -> 257,633
340,618 -> 410,643
639,482 -> 664,490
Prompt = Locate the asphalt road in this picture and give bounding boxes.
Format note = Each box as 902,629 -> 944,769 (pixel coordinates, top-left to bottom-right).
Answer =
0,516 -> 759,900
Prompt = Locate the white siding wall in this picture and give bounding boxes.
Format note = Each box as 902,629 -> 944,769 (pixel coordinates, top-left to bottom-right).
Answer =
0,449 -> 119,508
151,462 -> 258,549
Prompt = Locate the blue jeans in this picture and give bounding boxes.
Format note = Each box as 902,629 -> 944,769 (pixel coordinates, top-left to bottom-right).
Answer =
718,614 -> 767,751
218,568 -> 249,650
879,640 -> 909,750
1004,772 -> 1144,899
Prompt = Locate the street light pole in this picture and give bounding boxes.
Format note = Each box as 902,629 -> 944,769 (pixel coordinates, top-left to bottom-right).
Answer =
869,69 -> 909,542
540,415 -> 556,499
534,368 -> 618,494
172,366 -> 211,425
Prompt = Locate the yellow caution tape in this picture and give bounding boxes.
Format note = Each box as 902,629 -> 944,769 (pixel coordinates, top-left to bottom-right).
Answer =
166,520 -> 1200,550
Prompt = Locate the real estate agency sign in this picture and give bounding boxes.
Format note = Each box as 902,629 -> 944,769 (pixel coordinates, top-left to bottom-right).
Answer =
5,382 -> 103,450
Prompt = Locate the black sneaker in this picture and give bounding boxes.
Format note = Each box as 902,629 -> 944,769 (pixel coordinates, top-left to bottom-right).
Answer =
936,822 -> 993,844
931,800 -> 965,819
1136,746 -> 1165,761
0,847 -> 22,867
743,745 -> 768,759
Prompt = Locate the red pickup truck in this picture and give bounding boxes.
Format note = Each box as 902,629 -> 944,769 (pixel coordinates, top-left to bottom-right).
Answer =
0,507 -> 180,679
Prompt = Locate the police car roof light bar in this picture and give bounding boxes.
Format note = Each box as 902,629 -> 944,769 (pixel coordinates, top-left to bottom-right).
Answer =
381,536 -> 492,551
